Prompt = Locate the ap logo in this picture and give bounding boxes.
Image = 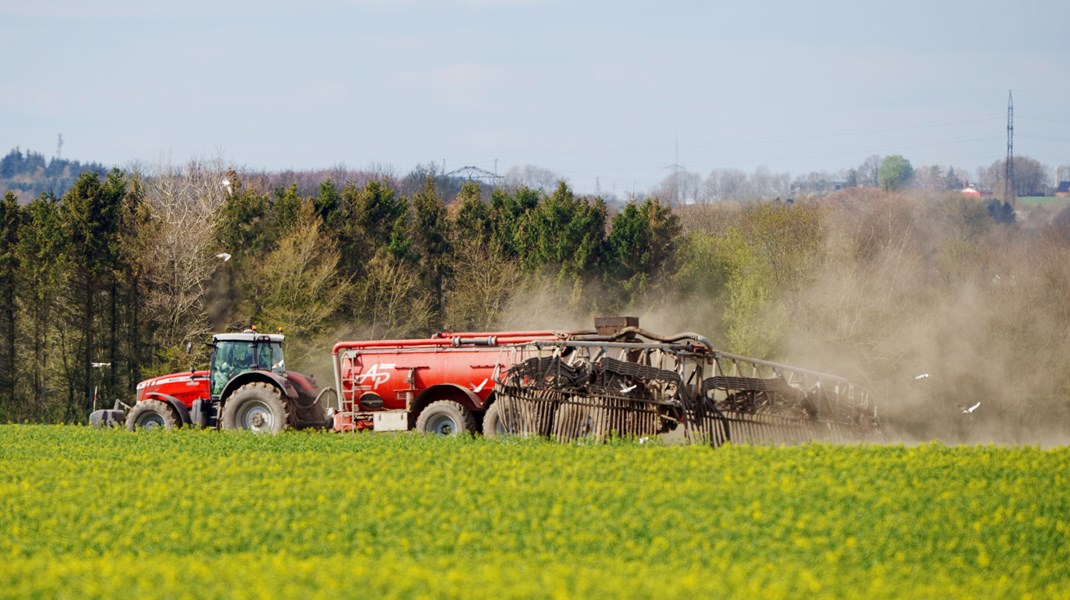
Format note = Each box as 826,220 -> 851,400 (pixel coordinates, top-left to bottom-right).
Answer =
355,363 -> 395,389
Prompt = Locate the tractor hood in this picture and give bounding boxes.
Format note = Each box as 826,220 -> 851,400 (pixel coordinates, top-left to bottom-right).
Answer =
136,370 -> 211,406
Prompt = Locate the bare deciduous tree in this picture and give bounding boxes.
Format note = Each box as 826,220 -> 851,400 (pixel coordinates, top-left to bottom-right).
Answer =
135,157 -> 231,355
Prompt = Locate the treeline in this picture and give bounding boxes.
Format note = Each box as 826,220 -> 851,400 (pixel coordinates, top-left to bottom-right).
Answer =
2,162 -> 1069,441
0,148 -> 109,203
0,164 -> 678,422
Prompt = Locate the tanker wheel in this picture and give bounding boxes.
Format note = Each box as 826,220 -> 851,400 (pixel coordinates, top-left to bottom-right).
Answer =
125,399 -> 179,431
482,401 -> 507,438
221,382 -> 294,434
415,400 -> 476,436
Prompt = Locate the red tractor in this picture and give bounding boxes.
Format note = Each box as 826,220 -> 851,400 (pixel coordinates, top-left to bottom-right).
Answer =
90,331 -> 325,433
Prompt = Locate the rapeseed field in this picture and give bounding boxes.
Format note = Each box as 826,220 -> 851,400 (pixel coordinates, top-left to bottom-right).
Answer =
0,425 -> 1066,599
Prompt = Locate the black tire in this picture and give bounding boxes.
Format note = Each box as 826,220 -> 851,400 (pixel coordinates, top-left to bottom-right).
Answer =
221,382 -> 294,434
415,400 -> 476,436
125,399 -> 180,431
482,401 -> 506,438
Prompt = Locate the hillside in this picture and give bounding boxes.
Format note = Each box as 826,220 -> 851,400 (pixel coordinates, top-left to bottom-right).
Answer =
0,147 -> 109,202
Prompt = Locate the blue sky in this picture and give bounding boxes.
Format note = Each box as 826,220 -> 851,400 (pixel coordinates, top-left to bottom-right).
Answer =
3,0 -> 1068,194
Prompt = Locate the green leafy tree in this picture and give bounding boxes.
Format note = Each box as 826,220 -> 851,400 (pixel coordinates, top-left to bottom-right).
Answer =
249,202 -> 350,335
878,155 -> 914,191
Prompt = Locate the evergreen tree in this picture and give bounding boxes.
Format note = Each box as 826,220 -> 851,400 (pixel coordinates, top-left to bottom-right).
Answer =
0,192 -> 20,418
314,179 -> 342,225
605,198 -> 680,304
453,182 -> 491,246
15,195 -> 64,419
517,182 -> 606,277
60,170 -> 127,418
489,186 -> 538,258
408,177 -> 452,326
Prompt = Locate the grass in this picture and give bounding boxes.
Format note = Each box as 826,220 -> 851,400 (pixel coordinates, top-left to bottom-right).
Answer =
0,425 -> 1067,599
1016,195 -> 1069,208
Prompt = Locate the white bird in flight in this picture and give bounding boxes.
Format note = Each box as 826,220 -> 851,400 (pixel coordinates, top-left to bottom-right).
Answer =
959,401 -> 981,414
221,178 -> 232,195
620,383 -> 637,394
216,252 -> 232,262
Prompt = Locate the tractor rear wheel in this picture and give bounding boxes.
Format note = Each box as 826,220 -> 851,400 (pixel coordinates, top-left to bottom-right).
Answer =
221,382 -> 294,434
415,400 -> 476,436
125,400 -> 179,431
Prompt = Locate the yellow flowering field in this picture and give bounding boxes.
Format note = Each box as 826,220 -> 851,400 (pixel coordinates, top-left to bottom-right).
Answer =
0,425 -> 1067,599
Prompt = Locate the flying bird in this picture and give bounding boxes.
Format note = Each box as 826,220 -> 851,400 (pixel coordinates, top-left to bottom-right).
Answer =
471,378 -> 489,393
620,383 -> 637,394
959,401 -> 981,414
221,178 -> 232,195
216,252 -> 232,262
914,373 -> 931,380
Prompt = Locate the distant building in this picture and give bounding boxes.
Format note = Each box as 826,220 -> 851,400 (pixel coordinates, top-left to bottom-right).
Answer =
789,180 -> 846,196
1055,181 -> 1070,198
959,182 -> 993,198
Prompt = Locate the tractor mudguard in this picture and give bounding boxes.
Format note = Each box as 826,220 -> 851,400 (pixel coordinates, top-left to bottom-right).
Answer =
220,370 -> 297,403
144,392 -> 192,425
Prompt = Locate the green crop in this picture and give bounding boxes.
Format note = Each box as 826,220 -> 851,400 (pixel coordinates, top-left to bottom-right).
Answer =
0,425 -> 1067,599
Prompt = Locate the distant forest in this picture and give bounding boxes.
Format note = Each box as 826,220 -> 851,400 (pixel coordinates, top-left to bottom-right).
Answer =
0,148 -> 109,202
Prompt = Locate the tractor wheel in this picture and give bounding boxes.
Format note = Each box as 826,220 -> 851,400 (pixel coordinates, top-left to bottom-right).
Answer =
125,400 -> 180,431
221,382 -> 294,434
482,401 -> 506,438
415,400 -> 476,436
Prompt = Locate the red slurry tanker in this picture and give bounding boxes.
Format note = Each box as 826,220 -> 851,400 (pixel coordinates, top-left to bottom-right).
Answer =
331,329 -> 566,435
92,318 -> 882,445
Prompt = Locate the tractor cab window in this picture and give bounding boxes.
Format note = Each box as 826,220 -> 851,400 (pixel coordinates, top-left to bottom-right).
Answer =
210,341 -> 255,397
258,342 -> 286,376
210,339 -> 286,397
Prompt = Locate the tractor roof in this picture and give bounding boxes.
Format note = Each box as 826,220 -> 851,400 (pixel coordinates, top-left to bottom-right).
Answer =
214,332 -> 285,343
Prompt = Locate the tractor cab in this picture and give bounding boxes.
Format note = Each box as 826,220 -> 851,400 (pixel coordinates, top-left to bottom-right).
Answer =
210,332 -> 286,398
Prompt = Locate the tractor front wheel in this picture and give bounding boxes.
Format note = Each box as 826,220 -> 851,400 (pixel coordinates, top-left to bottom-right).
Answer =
221,383 -> 293,434
125,400 -> 180,431
415,400 -> 475,436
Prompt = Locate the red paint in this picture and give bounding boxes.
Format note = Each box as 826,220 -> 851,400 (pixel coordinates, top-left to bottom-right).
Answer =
333,330 -> 569,424
135,371 -> 211,408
